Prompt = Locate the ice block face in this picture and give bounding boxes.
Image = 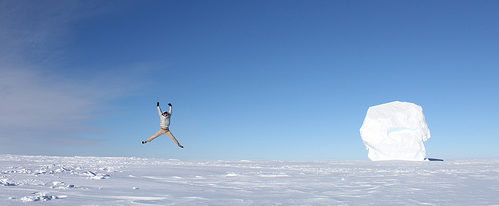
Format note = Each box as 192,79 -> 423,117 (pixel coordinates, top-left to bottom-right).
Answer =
360,101 -> 431,161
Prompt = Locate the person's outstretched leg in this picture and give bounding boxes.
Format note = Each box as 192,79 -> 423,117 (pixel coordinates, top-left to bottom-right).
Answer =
166,130 -> 183,148
145,129 -> 166,143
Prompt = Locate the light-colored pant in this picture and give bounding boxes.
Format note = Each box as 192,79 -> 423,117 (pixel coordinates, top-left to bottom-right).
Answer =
147,128 -> 181,146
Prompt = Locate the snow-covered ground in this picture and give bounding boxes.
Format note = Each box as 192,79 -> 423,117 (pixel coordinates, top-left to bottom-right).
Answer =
1,155 -> 499,205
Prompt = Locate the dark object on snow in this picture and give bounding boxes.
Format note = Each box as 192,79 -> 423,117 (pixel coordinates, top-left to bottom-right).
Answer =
425,158 -> 444,161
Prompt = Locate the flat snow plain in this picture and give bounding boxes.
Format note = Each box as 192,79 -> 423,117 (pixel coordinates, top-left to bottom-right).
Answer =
1,155 -> 499,205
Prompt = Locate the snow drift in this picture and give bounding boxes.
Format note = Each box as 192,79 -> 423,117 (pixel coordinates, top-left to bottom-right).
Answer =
360,101 -> 431,161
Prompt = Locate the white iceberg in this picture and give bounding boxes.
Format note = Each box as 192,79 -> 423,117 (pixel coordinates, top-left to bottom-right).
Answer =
360,101 -> 431,161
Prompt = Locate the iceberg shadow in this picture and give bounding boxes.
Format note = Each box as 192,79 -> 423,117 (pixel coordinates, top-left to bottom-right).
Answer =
425,158 -> 444,161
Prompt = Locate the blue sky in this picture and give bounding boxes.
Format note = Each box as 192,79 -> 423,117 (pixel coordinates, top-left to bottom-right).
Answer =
1,0 -> 498,160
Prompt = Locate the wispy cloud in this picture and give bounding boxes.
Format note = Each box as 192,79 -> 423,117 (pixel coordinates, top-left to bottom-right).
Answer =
1,67 -> 101,135
0,1 -> 144,154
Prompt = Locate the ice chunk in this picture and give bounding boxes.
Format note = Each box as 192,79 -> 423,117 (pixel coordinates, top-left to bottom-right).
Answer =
360,101 -> 431,161
20,192 -> 66,202
0,178 -> 16,186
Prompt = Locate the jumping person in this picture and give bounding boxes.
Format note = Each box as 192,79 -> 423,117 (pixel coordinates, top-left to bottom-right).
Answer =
142,102 -> 184,148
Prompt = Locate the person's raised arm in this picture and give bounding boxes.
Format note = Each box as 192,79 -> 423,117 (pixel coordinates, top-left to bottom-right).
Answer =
157,102 -> 163,116
168,103 -> 172,115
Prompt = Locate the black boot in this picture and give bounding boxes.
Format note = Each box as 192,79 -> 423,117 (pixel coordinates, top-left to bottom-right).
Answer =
142,141 -> 147,144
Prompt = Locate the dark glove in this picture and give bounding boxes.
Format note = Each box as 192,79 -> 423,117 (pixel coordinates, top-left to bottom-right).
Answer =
157,102 -> 160,107
168,103 -> 172,106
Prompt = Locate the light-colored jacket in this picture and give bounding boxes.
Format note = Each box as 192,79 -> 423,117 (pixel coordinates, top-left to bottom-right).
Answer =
158,105 -> 172,128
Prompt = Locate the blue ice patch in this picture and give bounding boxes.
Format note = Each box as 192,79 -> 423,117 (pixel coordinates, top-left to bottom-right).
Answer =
387,127 -> 414,135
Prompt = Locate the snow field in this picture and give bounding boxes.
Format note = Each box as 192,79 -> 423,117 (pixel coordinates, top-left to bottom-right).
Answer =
1,155 -> 499,205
